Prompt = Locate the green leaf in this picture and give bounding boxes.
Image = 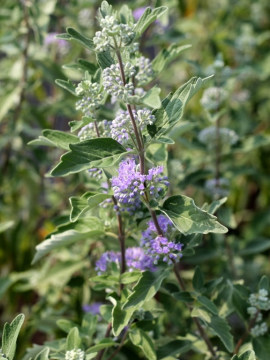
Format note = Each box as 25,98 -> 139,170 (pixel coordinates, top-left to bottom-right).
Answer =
32,217 -> 103,263
55,79 -> 77,95
197,296 -> 218,315
135,7 -> 168,36
193,266 -> 205,292
142,87 -> 161,109
259,275 -> 269,291
208,315 -> 234,352
81,313 -> 98,340
146,143 -> 167,166
152,44 -> 192,74
34,348 -> 50,360
99,1 -> 113,18
50,138 -> 128,177
123,269 -> 169,310
87,339 -> 115,353
238,238 -> 270,256
160,195 -> 227,235
112,300 -> 135,336
56,33 -> 72,40
57,319 -> 76,334
0,87 -> 20,122
97,50 -> 115,69
129,328 -> 156,360
66,27 -> 94,50
231,350 -> 256,360
0,221 -> 14,233
207,197 -> 227,215
66,327 -> 81,350
29,130 -> 78,150
78,59 -> 98,74
148,76 -> 213,139
2,314 -> 25,360
172,291 -> 194,303
156,339 -> 192,359
252,336 -> 270,360
120,271 -> 142,285
70,192 -> 112,222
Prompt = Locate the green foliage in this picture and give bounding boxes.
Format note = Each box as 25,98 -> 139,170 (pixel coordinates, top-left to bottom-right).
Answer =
50,138 -> 128,176
160,195 -> 227,235
1,0 -> 270,359
135,7 -> 168,36
1,314 -> 25,360
129,327 -> 156,360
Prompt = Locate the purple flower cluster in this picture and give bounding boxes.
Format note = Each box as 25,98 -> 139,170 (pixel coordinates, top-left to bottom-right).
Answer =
83,302 -> 102,315
111,158 -> 169,213
95,247 -> 154,274
141,215 -> 182,264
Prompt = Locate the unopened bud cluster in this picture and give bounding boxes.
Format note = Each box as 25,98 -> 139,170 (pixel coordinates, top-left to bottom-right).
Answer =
198,126 -> 238,148
247,289 -> 270,338
111,158 -> 169,213
93,15 -> 135,52
78,121 -> 111,141
135,56 -> 154,85
65,349 -> 85,360
110,109 -> 155,146
200,87 -> 227,111
88,168 -> 103,180
103,64 -> 134,102
75,81 -> 103,117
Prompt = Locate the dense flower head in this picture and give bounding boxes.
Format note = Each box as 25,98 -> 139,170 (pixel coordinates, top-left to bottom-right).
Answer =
75,81 -> 104,117
249,289 -> 270,311
200,87 -> 227,111
247,289 -> 270,338
250,322 -> 268,337
93,15 -> 135,52
198,126 -> 238,148
65,349 -> 85,360
111,158 -> 169,213
141,215 -> 182,264
95,247 -> 154,274
78,120 -> 111,141
110,109 -> 155,146
135,56 -> 154,85
103,64 -> 134,102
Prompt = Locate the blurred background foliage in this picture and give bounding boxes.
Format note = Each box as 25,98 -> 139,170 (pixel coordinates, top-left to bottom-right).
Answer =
0,0 -> 269,357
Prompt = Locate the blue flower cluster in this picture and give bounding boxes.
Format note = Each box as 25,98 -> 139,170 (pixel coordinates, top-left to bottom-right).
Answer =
111,158 -> 169,213
95,247 -> 154,274
141,215 -> 182,264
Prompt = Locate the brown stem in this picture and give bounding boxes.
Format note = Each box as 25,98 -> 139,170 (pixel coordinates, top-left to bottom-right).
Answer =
93,121 -> 126,276
94,121 -> 101,137
106,327 -> 129,360
173,263 -> 218,359
95,323 -> 112,360
112,196 -> 126,275
233,310 -> 260,354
